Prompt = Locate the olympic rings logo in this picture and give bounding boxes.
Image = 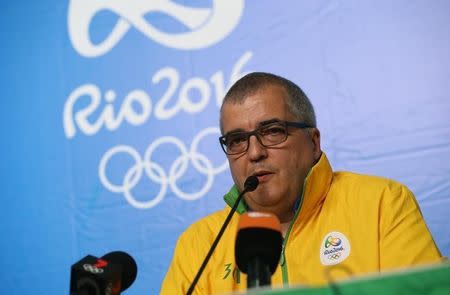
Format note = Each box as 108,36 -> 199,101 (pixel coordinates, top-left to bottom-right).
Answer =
99,127 -> 228,209
328,253 -> 341,260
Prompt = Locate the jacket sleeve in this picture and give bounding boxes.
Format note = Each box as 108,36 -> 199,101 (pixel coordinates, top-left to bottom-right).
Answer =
159,228 -> 206,295
379,183 -> 442,270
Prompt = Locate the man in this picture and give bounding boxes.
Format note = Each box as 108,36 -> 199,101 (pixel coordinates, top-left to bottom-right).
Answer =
160,72 -> 442,294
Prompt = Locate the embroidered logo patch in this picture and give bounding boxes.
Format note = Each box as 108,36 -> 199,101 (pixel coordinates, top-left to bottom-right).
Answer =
320,231 -> 350,265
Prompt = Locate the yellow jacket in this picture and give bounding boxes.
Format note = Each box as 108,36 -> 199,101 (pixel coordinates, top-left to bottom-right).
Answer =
160,153 -> 442,294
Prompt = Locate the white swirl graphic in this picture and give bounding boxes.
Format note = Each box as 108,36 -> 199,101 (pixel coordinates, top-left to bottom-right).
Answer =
99,127 -> 228,209
68,0 -> 245,57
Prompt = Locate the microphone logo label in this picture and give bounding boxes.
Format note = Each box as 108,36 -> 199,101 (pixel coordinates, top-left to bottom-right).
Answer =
94,259 -> 109,268
320,231 -> 351,266
83,263 -> 105,274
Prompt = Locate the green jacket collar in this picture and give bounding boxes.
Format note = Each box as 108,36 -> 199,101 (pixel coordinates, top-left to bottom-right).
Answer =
223,185 -> 248,214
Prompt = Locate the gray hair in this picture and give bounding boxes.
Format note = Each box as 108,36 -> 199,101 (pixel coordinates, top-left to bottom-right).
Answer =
220,72 -> 316,132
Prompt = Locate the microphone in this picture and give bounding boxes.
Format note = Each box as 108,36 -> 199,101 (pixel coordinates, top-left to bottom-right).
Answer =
101,251 -> 137,292
235,212 -> 282,288
243,175 -> 259,192
186,176 -> 259,295
70,251 -> 137,295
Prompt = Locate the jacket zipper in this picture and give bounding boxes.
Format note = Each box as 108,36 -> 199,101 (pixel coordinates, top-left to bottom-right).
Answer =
280,179 -> 308,286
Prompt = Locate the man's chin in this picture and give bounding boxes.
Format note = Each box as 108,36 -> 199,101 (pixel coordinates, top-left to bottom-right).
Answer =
245,194 -> 280,211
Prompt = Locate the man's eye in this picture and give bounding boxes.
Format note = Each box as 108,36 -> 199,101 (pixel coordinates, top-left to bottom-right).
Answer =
227,135 -> 247,146
261,126 -> 285,136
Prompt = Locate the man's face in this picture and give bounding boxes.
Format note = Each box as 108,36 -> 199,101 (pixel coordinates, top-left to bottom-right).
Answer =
220,85 -> 321,221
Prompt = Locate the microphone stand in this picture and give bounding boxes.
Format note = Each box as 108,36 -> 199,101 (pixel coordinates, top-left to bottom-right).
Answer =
186,177 -> 258,295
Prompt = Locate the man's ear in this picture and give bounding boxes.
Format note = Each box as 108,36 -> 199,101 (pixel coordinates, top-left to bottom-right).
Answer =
310,128 -> 321,161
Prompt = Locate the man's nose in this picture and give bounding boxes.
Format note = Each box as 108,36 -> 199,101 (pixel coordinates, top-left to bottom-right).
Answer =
247,134 -> 268,161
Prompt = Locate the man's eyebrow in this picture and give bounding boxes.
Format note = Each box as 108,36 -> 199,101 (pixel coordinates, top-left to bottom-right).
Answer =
223,128 -> 246,136
258,118 -> 282,127
224,118 -> 282,135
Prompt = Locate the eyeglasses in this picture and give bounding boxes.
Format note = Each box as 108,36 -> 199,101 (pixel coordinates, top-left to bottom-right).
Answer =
219,121 -> 312,155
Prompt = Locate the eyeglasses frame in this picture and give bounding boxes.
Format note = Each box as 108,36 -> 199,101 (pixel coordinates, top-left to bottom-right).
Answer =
219,120 -> 313,155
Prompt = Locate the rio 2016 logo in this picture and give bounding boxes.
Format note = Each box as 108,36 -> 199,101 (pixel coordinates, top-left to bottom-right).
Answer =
324,236 -> 342,248
68,0 -> 245,57
63,51 -> 252,209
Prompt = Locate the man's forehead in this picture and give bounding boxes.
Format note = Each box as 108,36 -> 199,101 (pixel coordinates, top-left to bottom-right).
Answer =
221,106 -> 294,134
222,86 -> 287,111
219,84 -> 292,132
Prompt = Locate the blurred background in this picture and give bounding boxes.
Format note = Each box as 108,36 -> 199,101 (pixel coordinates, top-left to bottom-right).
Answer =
0,1 -> 449,294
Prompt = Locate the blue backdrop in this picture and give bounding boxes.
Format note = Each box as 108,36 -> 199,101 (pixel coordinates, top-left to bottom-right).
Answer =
1,1 -> 449,294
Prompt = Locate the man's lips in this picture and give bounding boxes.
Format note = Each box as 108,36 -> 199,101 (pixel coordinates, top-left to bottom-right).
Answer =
251,171 -> 275,183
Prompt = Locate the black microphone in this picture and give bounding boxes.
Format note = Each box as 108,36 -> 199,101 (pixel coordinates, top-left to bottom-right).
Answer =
235,212 -> 282,288
242,176 -> 259,192
70,251 -> 137,295
186,176 -> 259,295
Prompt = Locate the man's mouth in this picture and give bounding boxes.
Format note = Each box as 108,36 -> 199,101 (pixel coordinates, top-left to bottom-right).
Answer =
251,171 -> 274,183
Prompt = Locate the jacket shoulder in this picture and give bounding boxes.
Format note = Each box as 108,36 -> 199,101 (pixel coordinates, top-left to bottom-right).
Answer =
160,208 -> 232,294
332,171 -> 413,196
178,208 -> 230,245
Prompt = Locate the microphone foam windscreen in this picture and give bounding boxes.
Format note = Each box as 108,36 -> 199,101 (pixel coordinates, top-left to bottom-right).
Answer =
244,176 -> 259,192
102,251 -> 137,291
235,212 -> 282,274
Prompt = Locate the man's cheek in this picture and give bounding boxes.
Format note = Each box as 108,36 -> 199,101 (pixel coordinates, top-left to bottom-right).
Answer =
230,168 -> 242,188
